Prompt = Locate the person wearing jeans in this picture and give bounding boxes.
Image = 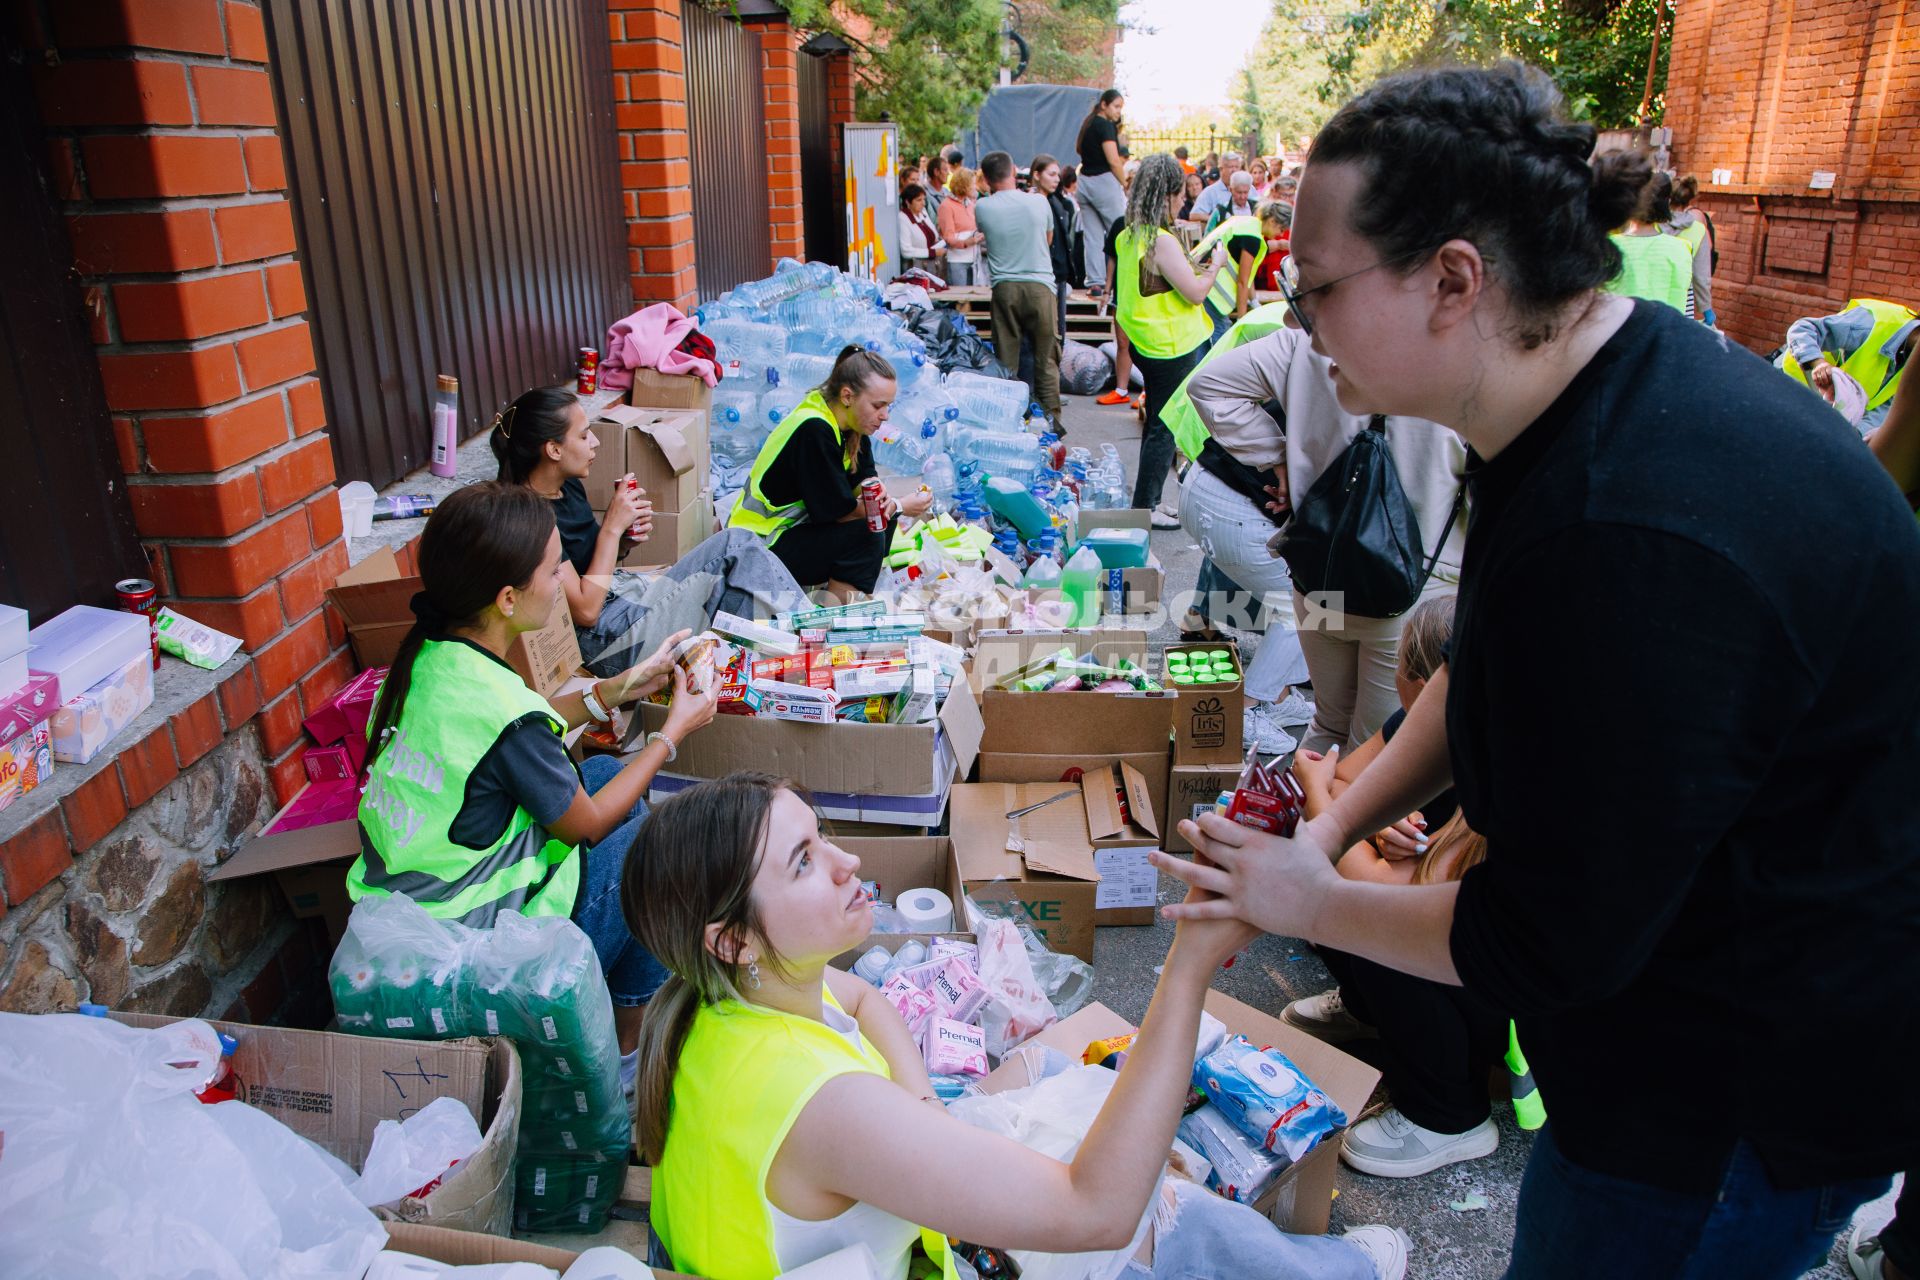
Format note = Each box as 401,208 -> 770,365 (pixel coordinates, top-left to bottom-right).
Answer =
973,150 -> 1062,423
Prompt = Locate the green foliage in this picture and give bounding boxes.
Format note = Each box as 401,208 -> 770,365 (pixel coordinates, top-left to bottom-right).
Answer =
1018,1 -> 1124,87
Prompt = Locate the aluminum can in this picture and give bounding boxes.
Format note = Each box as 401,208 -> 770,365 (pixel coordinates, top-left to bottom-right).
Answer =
860,478 -> 889,532
115,577 -> 160,669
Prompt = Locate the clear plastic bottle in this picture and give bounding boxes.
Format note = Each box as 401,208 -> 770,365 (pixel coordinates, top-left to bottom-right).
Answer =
960,430 -> 1046,482
922,452 -> 957,507
1023,547 -> 1063,590
759,385 -> 805,429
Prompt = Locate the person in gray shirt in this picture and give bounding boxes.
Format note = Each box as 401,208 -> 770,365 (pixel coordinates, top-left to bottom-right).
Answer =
973,150 -> 1061,424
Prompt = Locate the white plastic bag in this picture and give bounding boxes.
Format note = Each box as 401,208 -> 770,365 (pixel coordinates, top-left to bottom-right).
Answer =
0,1012 -> 386,1280
348,1095 -> 485,1208
972,915 -> 1058,1059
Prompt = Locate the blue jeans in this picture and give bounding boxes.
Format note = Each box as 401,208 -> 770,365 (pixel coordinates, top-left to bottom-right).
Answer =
1505,1125 -> 1889,1280
1121,1179 -> 1371,1280
571,753 -> 670,1006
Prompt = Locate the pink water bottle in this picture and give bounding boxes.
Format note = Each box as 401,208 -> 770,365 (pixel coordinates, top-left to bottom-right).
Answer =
430,374 -> 460,478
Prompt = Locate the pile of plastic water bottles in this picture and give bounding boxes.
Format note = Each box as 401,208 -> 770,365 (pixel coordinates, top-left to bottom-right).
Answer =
699,259 -> 1129,575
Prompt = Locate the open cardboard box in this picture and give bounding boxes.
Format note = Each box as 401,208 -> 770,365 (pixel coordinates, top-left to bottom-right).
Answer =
976,750 -> 1171,844
114,1013 -> 521,1236
629,682 -> 983,829
327,547 -> 583,697
1164,762 -> 1245,853
628,366 -> 714,416
971,629 -> 1174,759
977,992 -> 1379,1236
948,760 -> 1160,961
829,835 -> 973,965
583,403 -> 709,514
1076,510 -> 1164,621
1164,639 -> 1244,766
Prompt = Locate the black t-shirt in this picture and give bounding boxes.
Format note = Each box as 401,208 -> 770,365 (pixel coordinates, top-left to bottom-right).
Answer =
1226,231 -> 1262,265
1102,218 -> 1124,267
433,639 -> 582,847
1444,301 -> 1920,1192
757,417 -> 874,525
552,478 -> 602,576
1379,707 -> 1456,829
1077,115 -> 1118,177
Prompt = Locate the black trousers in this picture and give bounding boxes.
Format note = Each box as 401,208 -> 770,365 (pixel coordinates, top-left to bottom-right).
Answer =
771,516 -> 889,593
1321,945 -> 1509,1135
1130,341 -> 1208,509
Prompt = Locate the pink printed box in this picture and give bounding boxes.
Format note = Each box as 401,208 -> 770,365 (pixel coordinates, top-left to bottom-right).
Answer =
0,671 -> 59,742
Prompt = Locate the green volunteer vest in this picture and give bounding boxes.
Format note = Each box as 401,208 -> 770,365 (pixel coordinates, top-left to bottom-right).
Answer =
1673,220 -> 1707,256
1163,300 -> 1294,462
653,989 -> 959,1280
1782,298 -> 1917,413
348,638 -> 579,924
1192,215 -> 1268,317
1115,225 -> 1212,360
728,390 -> 850,546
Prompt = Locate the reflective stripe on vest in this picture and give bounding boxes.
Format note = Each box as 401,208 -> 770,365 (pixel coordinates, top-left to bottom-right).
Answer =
1115,225 -> 1212,359
1783,298 -> 1919,413
348,638 -> 579,925
653,990 -> 962,1280
1163,300 -> 1294,462
1193,215 -> 1268,317
728,389 -> 847,546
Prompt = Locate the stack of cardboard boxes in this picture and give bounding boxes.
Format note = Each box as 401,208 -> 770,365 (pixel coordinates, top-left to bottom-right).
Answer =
1163,640 -> 1248,853
583,401 -> 715,564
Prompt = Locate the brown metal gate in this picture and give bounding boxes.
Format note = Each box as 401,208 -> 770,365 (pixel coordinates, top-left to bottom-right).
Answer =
684,2 -> 768,300
797,44 -> 842,268
0,24 -> 145,618
263,0 -> 629,488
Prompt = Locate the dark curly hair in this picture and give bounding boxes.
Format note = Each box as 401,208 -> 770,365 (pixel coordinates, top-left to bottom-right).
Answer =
1310,61 -> 1648,348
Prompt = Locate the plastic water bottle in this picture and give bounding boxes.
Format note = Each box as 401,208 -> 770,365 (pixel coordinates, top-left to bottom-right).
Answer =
704,317 -> 787,384
922,452 -> 957,506
1023,402 -> 1052,435
1023,548 -> 1063,590
1061,544 -> 1105,627
759,385 -> 805,428
992,528 -> 1025,562
773,352 -> 837,393
959,429 -> 1046,482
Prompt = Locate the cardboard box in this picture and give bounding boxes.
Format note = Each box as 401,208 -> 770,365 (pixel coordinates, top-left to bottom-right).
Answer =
972,629 -> 1173,759
114,1013 -> 523,1236
831,834 -> 974,959
620,490 -> 717,567
303,664 -> 384,748
505,595 -> 586,700
208,784 -> 360,942
976,750 -> 1171,841
0,720 -> 52,813
1164,762 -> 1244,852
978,993 -> 1379,1236
949,760 -> 1159,961
583,403 -> 709,513
628,366 -> 715,416
630,680 -> 983,829
0,670 -> 59,740
48,650 -> 154,764
1164,640 -> 1244,766
1077,510 -> 1164,620
328,548 -> 424,671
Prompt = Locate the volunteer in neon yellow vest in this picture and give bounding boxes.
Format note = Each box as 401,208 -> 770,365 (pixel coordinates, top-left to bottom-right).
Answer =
1779,296 -> 1918,434
728,346 -> 932,601
349,482 -> 720,1060
1193,209 -> 1269,341
1115,152 -> 1223,515
1601,172 -> 1691,314
625,774 -> 1401,1280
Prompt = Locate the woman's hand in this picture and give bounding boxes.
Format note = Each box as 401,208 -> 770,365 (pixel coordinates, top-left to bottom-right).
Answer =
1151,812 -> 1345,941
1373,813 -> 1428,861
605,629 -> 692,705
1290,746 -> 1337,798
662,661 -> 720,742
1262,468 -> 1290,516
603,478 -> 645,542
1809,358 -> 1837,402
896,487 -> 933,519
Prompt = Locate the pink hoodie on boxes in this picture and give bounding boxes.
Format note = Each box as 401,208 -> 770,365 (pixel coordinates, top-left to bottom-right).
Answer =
598,303 -> 720,391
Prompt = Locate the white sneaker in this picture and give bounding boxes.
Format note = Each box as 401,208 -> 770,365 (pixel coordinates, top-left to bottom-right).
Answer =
1150,502 -> 1182,530
1283,988 -> 1377,1043
1269,688 -> 1317,725
1339,1225 -> 1410,1280
1847,1176 -> 1904,1280
1340,1108 -> 1499,1178
1242,702 -> 1298,755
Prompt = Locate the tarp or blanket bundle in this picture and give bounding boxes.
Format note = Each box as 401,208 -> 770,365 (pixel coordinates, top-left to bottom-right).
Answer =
959,84 -> 1102,172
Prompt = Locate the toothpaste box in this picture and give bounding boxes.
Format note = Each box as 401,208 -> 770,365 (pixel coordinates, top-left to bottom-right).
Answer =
0,721 -> 53,814
832,666 -> 910,698
49,651 -> 155,765
891,668 -> 938,726
748,679 -> 837,724
710,611 -> 802,656
779,598 -> 887,630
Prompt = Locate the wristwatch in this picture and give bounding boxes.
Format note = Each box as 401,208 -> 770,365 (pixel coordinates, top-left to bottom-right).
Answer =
645,731 -> 678,763
581,683 -> 612,724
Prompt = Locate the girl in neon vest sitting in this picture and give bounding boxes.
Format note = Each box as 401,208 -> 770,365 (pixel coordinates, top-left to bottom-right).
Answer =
489,385 -> 808,678
727,348 -> 933,604
349,482 -> 720,1087
623,772 -> 1410,1280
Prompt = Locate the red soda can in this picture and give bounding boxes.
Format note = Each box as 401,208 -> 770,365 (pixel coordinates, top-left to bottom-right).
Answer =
860,478 -> 889,532
625,476 -> 647,538
577,346 -> 599,395
115,577 -> 160,669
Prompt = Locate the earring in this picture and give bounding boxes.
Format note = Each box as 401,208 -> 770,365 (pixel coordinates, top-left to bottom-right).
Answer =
747,959 -> 762,990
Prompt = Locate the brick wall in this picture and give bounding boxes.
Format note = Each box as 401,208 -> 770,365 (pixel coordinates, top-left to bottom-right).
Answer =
1664,0 -> 1920,352
610,0 -> 697,310
757,20 -> 804,263
23,0 -> 351,811
828,47 -> 856,177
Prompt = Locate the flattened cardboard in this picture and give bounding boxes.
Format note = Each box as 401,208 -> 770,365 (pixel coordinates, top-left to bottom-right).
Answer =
114,1014 -> 521,1236
1165,640 -> 1244,766
1165,763 -> 1243,852
950,779 -> 1102,960
620,491 -> 716,567
628,366 -> 715,415
505,595 -> 585,700
976,750 -> 1170,841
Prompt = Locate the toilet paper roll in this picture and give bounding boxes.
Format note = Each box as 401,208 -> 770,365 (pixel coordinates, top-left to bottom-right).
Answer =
894,887 -> 955,934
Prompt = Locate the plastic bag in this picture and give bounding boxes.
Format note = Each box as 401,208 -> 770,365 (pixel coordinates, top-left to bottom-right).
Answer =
946,1066 -> 1156,1280
966,896 -> 1094,1019
349,1095 -> 484,1207
1177,1103 -> 1288,1205
972,915 -> 1058,1059
1193,1035 -> 1347,1162
1058,340 -> 1113,397
0,1012 -> 386,1280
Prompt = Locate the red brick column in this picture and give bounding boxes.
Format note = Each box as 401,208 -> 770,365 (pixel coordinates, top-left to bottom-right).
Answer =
827,49 -> 856,177
610,0 -> 697,310
26,0 -> 351,806
758,21 -> 803,264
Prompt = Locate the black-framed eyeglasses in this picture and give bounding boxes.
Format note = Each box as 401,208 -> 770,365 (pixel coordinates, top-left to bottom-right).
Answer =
1277,247 -> 1439,335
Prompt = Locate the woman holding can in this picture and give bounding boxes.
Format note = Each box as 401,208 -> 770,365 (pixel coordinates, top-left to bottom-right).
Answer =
727,347 -> 933,602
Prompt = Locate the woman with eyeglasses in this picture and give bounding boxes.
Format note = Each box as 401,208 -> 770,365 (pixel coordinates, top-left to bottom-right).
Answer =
1113,152 -> 1225,515
1156,61 -> 1920,1280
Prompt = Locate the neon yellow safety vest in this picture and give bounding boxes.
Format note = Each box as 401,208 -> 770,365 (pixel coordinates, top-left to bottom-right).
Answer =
1673,220 -> 1707,257
652,989 -> 959,1280
1163,300 -> 1294,462
1115,225 -> 1212,360
1782,298 -> 1918,414
728,390 -> 853,546
349,638 -> 579,924
1192,215 -> 1268,318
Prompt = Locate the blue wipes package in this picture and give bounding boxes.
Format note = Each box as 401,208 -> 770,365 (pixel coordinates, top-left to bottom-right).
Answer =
1193,1035 -> 1348,1161
1178,1103 -> 1288,1204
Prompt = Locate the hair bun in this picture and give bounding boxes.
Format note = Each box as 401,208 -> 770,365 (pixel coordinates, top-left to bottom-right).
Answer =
1587,147 -> 1652,230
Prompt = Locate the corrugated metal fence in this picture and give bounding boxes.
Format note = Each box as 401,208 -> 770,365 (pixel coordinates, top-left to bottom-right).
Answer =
264,0 -> 629,488
797,45 -> 842,268
683,2 -> 768,300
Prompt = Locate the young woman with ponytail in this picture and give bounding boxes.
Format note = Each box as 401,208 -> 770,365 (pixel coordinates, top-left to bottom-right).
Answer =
346,482 -> 721,1069
621,773 -> 1407,1280
490,387 -> 807,678
1155,60 -> 1919,1279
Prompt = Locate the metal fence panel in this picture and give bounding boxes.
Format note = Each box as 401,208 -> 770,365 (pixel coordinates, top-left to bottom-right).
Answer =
684,2 -> 769,299
797,47 -> 842,268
